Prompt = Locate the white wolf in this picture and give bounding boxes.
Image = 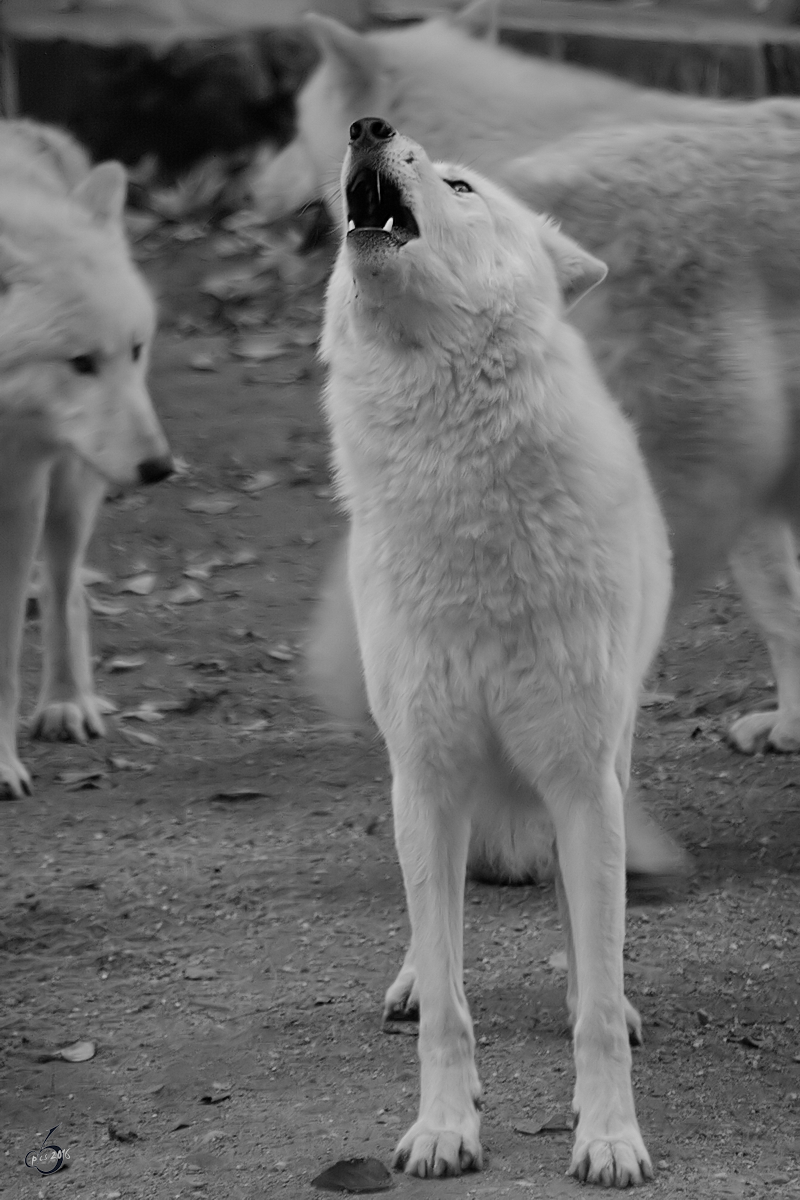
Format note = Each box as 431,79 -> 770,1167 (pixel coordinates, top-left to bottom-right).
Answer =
322,118 -> 671,1185
0,119 -> 172,799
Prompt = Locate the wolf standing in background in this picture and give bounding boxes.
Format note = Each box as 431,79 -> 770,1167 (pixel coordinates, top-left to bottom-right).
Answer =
322,119 -> 671,1185
303,14 -> 800,893
0,120 -> 172,799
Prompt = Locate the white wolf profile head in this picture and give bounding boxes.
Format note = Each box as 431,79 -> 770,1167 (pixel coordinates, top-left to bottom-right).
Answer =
0,160 -> 172,487
323,118 -> 606,350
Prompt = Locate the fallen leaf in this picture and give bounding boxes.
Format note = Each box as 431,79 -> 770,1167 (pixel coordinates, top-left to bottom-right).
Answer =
107,1122 -> 137,1143
233,719 -> 271,735
88,596 -> 128,617
267,645 -> 294,662
120,727 -> 160,747
241,470 -> 279,493
117,573 -> 156,596
188,353 -> 217,372
109,757 -> 152,773
311,1157 -> 392,1193
164,581 -> 204,605
57,769 -> 107,791
171,1117 -> 193,1131
80,566 -> 112,587
120,704 -> 165,724
232,334 -> 290,361
184,496 -> 239,516
227,548 -> 258,567
59,1039 -> 97,1063
514,1113 -> 575,1135
547,950 -> 568,972
199,1089 -> 231,1104
209,787 -> 269,802
183,557 -> 225,580
107,656 -> 146,673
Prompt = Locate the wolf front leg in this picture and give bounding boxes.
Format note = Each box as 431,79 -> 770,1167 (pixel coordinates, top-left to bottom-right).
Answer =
0,469 -> 50,797
547,763 -> 652,1187
31,453 -> 108,742
728,515 -> 800,753
390,760 -> 482,1178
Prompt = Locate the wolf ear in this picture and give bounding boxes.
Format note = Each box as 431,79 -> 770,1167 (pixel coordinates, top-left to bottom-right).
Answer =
539,221 -> 607,310
73,161 -> 128,226
304,14 -> 379,99
449,0 -> 499,41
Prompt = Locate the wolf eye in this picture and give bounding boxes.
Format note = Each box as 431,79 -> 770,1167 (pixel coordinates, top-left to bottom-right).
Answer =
70,354 -> 98,376
132,342 -> 143,362
446,180 -> 473,194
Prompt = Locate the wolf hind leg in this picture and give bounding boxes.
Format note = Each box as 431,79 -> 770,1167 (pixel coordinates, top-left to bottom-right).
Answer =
31,454 -> 109,742
728,515 -> 800,753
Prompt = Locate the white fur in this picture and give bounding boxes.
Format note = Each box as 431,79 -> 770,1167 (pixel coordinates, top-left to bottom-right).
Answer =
321,130 -> 671,1184
0,119 -> 172,798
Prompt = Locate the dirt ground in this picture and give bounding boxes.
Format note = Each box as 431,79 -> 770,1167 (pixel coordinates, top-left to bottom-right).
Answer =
2,220 -> 799,1200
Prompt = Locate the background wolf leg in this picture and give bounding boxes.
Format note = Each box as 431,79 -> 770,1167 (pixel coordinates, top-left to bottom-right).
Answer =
728,514 -> 800,753
0,469 -> 50,796
31,454 -> 108,742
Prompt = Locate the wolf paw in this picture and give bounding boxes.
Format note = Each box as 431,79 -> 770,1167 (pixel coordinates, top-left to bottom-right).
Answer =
569,1131 -> 653,1188
393,1118 -> 482,1178
31,696 -> 106,742
0,755 -> 32,798
728,709 -> 800,754
383,965 -> 419,1022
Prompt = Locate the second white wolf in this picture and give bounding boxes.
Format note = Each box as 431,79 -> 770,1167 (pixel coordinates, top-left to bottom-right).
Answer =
0,119 -> 172,798
322,119 -> 671,1185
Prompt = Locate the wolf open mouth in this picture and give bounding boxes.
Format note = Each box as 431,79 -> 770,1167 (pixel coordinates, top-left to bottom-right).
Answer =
345,166 -> 420,244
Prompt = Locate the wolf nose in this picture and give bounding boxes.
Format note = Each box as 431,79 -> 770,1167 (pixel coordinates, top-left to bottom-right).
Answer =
138,455 -> 174,485
349,118 -> 395,148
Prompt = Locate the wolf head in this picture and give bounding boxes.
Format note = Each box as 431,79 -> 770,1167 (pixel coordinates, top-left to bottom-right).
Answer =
324,119 -> 606,348
0,160 -> 172,487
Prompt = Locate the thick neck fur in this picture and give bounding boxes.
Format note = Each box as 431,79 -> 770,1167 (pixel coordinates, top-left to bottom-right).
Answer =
322,260 -> 583,515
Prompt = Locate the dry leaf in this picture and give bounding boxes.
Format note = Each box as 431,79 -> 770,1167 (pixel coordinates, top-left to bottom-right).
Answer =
57,769 -> 107,790
311,1157 -> 392,1193
241,471 -> 279,493
228,548 -> 258,567
58,1039 -> 96,1063
107,656 -> 146,673
120,727 -> 160,747
208,787 -> 269,802
118,573 -> 156,596
120,704 -> 165,724
88,596 -> 128,617
164,582 -> 204,605
109,757 -> 152,773
80,566 -> 112,587
514,1112 -> 574,1135
189,353 -> 217,372
267,645 -> 294,662
184,496 -> 239,516
232,334 -> 289,362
